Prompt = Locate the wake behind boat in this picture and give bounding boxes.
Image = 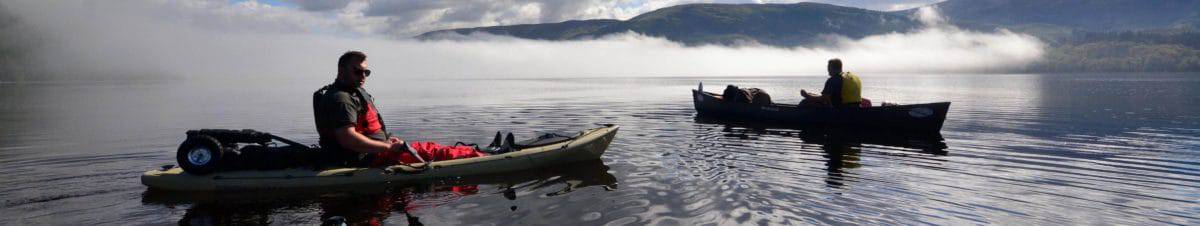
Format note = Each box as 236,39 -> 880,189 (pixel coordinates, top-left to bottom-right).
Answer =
693,87 -> 950,132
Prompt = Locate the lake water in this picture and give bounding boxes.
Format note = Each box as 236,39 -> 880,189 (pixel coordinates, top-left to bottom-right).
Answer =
0,73 -> 1197,225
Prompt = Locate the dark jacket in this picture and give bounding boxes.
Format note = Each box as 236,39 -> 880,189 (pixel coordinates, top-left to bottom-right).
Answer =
821,75 -> 845,105
313,80 -> 388,166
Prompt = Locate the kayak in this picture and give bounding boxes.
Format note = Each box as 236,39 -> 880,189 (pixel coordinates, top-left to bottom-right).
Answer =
141,159 -> 618,204
142,124 -> 619,191
693,89 -> 950,132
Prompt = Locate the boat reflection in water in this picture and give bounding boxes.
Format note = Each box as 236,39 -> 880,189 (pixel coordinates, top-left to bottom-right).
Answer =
694,116 -> 949,188
141,159 -> 618,225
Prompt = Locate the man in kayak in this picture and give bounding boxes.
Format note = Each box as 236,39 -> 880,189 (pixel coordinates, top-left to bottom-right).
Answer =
801,58 -> 862,107
314,51 -> 487,167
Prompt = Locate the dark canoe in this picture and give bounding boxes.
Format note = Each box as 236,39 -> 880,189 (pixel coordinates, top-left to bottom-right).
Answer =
693,117 -> 949,154
692,89 -> 950,132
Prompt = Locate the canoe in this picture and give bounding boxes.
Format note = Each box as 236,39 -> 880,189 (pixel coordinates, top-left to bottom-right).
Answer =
693,89 -> 950,132
142,124 -> 619,191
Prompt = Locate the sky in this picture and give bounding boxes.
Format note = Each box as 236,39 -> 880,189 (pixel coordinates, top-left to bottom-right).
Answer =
2,0 -> 1044,80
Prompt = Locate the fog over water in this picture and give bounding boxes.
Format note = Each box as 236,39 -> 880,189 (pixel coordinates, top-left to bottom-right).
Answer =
4,1 -> 1042,80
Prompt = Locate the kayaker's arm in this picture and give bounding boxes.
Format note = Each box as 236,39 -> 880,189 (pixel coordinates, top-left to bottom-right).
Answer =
815,95 -> 831,105
800,89 -> 832,106
334,126 -> 403,153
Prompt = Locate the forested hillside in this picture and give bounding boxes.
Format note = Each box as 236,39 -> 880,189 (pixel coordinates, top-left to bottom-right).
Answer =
1032,31 -> 1200,72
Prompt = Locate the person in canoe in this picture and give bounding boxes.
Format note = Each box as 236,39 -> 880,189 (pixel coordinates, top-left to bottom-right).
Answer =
313,51 -> 491,167
800,58 -> 864,107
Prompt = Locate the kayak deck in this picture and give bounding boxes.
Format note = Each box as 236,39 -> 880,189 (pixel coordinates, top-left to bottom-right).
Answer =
693,90 -> 950,132
142,125 -> 619,191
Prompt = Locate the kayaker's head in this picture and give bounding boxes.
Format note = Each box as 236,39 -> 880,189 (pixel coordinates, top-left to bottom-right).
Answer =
336,51 -> 370,88
827,58 -> 842,77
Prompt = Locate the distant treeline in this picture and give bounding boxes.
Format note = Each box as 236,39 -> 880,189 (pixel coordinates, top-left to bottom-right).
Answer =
1031,30 -> 1200,72
1066,30 -> 1200,49
0,3 -> 36,82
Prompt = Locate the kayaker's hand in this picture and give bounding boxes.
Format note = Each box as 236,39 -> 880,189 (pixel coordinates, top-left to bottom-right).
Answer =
388,136 -> 403,144
388,142 -> 407,153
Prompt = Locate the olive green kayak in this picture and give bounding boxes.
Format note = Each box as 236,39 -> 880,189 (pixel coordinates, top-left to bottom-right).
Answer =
142,124 -> 618,191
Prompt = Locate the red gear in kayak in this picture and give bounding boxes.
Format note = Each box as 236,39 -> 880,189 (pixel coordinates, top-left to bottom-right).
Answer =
370,141 -> 487,167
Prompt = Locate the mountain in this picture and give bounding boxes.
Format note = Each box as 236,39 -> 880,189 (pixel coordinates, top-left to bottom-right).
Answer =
418,3 -> 921,46
421,0 -> 1200,46
918,0 -> 1200,72
1170,13 -> 1200,30
417,19 -> 620,40
417,1 -> 1200,72
926,0 -> 1200,32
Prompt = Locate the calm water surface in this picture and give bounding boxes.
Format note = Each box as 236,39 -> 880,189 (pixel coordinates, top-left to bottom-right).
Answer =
0,73 -> 1197,225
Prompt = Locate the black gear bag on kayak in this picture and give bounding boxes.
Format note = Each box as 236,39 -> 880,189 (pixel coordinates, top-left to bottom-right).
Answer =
176,129 -> 320,175
721,85 -> 771,105
723,85 -> 752,103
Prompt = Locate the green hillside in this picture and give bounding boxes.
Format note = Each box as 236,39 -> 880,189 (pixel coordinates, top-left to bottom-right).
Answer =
1031,30 -> 1200,72
589,3 -> 919,46
416,19 -> 620,40
927,0 -> 1200,32
918,0 -> 1200,72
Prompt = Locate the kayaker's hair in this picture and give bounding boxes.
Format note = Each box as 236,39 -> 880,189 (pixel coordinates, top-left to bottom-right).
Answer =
827,58 -> 843,76
337,51 -> 368,72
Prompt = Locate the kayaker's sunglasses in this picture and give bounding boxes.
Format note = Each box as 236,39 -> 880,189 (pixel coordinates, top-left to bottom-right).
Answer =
357,68 -> 371,77
346,66 -> 371,77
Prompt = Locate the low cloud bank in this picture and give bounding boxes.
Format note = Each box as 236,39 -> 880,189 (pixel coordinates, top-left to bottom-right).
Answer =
3,1 -> 1042,80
